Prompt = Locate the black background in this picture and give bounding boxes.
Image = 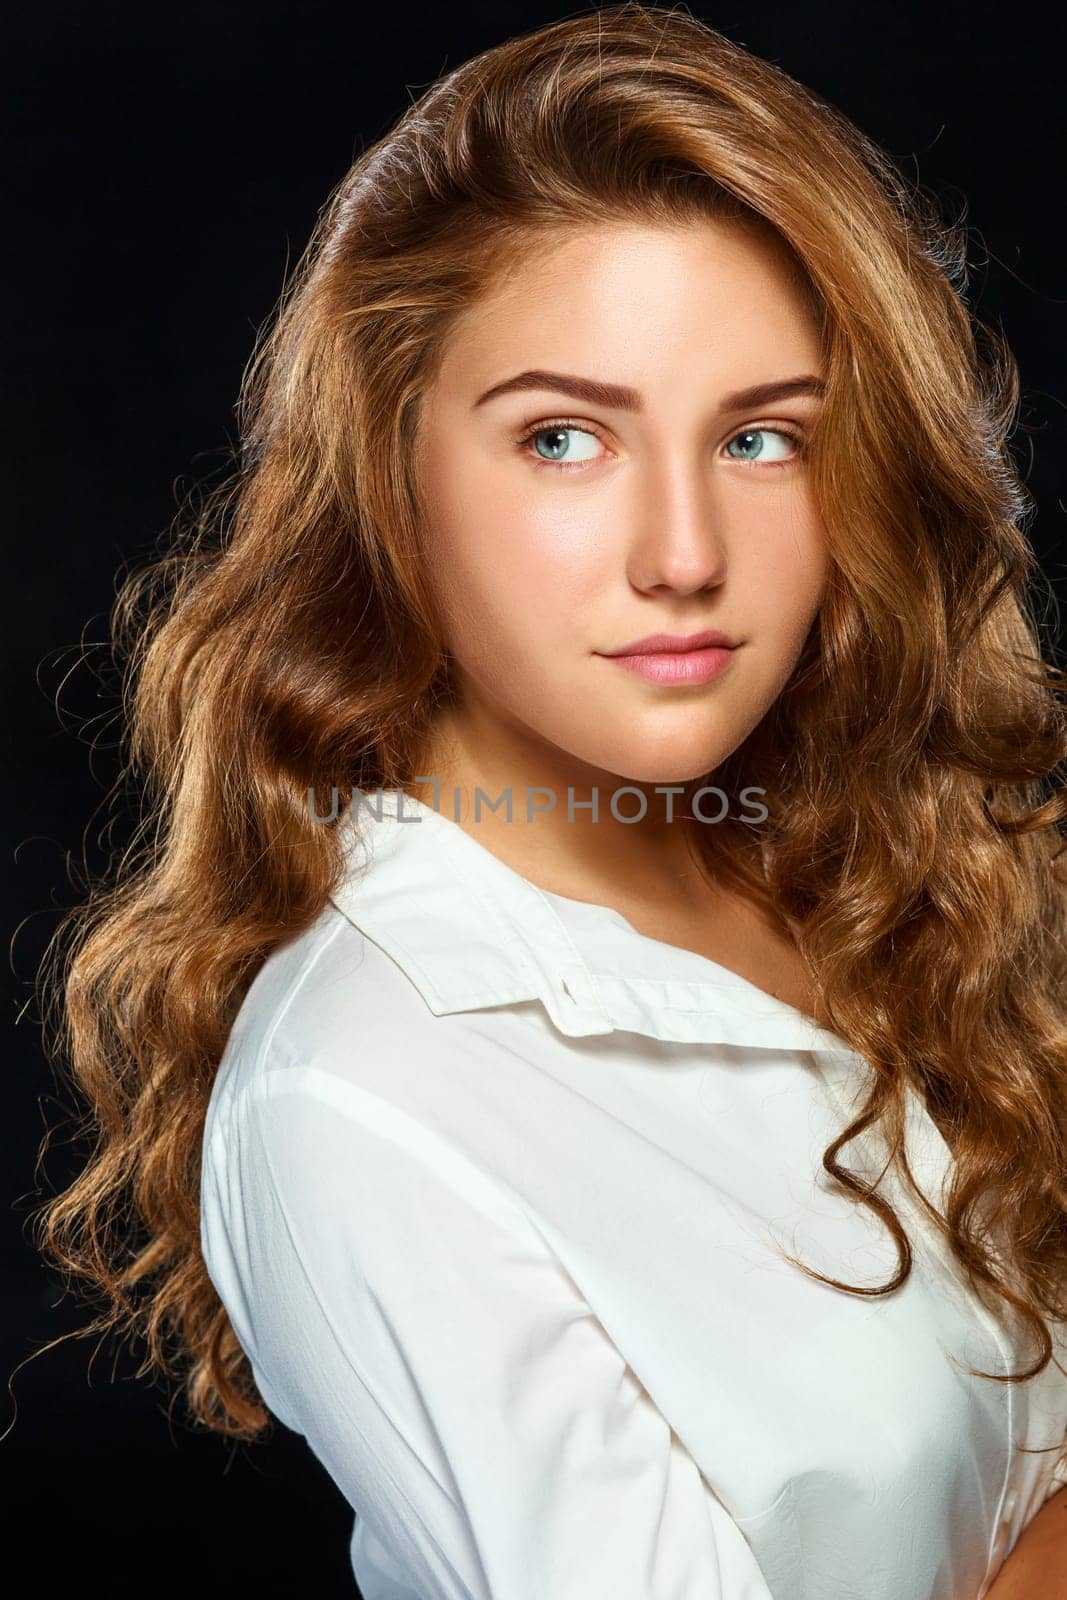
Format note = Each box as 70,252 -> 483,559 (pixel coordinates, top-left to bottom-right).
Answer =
5,3 -> 1065,1594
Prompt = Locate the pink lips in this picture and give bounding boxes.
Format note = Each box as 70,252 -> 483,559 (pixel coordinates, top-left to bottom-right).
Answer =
597,628 -> 740,686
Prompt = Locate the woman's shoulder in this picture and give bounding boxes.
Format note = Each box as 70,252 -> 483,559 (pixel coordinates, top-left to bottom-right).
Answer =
205,884 -> 551,1157
207,899 -> 460,1130
199,900 -> 551,1327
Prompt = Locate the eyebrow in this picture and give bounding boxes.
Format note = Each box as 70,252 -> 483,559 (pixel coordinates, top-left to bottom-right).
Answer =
472,368 -> 827,414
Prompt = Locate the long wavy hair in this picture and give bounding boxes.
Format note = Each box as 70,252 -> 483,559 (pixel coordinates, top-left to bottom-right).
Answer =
25,2 -> 1067,1456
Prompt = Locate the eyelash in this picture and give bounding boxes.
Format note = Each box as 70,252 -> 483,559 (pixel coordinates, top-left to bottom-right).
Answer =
514,416 -> 806,473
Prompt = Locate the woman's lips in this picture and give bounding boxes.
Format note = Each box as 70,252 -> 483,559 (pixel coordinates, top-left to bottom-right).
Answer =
601,644 -> 738,685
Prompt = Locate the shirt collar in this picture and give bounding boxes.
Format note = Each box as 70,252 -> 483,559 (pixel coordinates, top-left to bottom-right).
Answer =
328,787 -> 858,1057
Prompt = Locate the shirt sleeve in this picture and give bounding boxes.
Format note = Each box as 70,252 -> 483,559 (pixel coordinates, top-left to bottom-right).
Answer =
200,1063 -> 776,1600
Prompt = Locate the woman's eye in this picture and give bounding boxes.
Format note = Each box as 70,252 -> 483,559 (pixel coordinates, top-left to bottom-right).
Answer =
521,424 -> 603,467
723,427 -> 800,465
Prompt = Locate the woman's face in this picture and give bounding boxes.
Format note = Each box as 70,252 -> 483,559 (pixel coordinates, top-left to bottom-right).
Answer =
415,217 -> 828,794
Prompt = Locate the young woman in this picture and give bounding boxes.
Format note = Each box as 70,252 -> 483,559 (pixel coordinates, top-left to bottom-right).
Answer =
33,5 -> 1067,1597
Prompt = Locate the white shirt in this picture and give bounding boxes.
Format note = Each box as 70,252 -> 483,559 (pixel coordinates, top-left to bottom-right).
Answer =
200,787 -> 1067,1600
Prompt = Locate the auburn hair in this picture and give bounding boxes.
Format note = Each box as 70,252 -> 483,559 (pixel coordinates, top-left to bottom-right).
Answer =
24,2 -> 1067,1462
